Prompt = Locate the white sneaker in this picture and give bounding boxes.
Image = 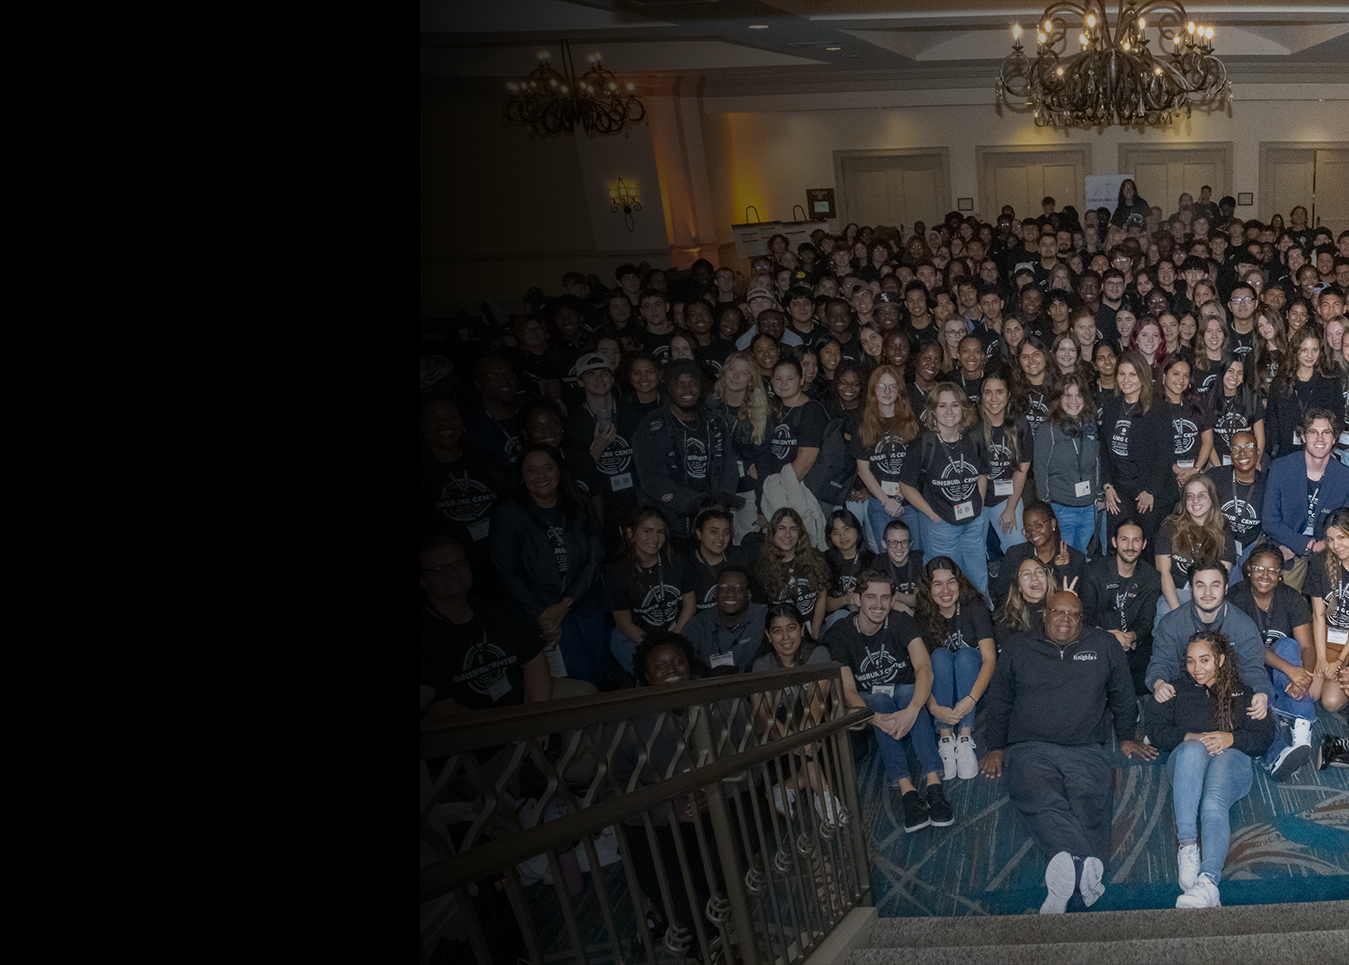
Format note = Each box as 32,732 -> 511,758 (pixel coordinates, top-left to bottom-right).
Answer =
1178,844 -> 1201,891
1175,872 -> 1221,908
1040,851 -> 1075,914
937,735 -> 958,781
955,737 -> 979,780
1079,856 -> 1105,907
1291,717 -> 1313,749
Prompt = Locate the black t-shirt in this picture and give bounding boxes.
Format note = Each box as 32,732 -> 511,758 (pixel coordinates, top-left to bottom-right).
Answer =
1210,391 -> 1266,462
853,428 -> 913,491
955,373 -> 985,407
1153,518 -> 1236,589
604,557 -> 693,634
563,402 -> 637,497
823,612 -> 921,690
768,399 -> 830,471
899,431 -> 990,525
421,449 -> 502,541
984,418 -> 1032,508
771,560 -> 824,619
1192,363 -> 1224,407
643,329 -> 675,364
885,554 -> 921,599
1229,582 -> 1312,650
827,548 -> 876,597
1166,400 -> 1210,465
1205,467 -> 1266,553
1229,327 -> 1255,364
1303,559 -> 1349,636
924,603 -> 995,653
419,604 -> 544,711
685,547 -> 749,612
1022,384 -> 1051,439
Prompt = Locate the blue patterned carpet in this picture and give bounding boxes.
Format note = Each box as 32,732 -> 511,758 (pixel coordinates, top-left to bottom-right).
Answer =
863,705 -> 1349,917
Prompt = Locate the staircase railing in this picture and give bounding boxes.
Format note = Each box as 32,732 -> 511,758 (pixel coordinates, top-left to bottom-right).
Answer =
420,663 -> 873,964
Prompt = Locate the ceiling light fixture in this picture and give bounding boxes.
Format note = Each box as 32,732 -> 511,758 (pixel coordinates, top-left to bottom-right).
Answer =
503,40 -> 645,138
748,24 -> 769,29
996,1 -> 1231,128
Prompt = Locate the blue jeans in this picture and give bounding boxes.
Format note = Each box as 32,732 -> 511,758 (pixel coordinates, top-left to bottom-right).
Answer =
847,496 -> 873,551
929,646 -> 984,731
858,687 -> 942,785
982,500 -> 1025,553
925,515 -> 990,599
866,495 -> 925,555
1051,503 -> 1095,554
1167,740 -> 1253,884
1267,636 -> 1315,721
610,627 -> 640,673
559,603 -> 607,685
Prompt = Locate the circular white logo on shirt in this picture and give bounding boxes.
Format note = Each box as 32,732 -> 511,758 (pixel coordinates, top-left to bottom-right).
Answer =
771,422 -> 795,461
1172,417 -> 1199,455
438,475 -> 495,522
934,456 -> 978,502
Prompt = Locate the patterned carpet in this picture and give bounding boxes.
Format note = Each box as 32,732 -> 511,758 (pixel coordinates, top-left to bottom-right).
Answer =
863,705 -> 1349,917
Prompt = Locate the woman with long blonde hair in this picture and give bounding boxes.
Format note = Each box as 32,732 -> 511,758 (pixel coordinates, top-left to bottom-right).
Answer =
710,349 -> 771,491
1154,475 -> 1234,618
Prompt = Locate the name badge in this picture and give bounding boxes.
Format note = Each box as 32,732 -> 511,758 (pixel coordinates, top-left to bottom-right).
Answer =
610,472 -> 634,492
487,675 -> 513,701
954,500 -> 975,520
1074,481 -> 1092,497
994,479 -> 1013,496
1235,540 -> 1244,556
1305,524 -> 1316,536
710,652 -> 735,669
1222,455 -> 1232,466
1329,628 -> 1349,646
468,518 -> 491,541
871,684 -> 894,697
544,643 -> 568,678
1178,460 -> 1195,469
737,460 -> 745,477
882,481 -> 902,497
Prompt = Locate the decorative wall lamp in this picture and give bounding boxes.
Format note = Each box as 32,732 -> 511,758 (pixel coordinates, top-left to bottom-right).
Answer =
610,179 -> 641,232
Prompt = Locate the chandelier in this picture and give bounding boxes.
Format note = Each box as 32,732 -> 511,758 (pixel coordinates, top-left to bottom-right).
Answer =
996,0 -> 1232,127
502,40 -> 646,138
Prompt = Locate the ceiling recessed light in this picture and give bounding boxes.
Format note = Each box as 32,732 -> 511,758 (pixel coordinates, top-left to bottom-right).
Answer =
749,24 -> 768,29
825,46 -> 842,51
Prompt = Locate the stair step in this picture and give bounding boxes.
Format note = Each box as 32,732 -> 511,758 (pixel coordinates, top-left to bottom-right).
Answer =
861,899 -> 1347,950
849,929 -> 1349,965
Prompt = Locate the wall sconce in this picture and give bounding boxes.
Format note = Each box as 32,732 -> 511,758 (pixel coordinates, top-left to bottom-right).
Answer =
609,178 -> 641,232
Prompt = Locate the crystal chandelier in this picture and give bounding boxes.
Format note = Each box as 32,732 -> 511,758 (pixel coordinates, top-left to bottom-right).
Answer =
996,0 -> 1232,128
503,40 -> 646,138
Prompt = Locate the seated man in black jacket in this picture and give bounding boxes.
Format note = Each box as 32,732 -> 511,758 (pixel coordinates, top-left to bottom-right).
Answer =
633,359 -> 742,540
980,591 -> 1157,914
1079,518 -> 1163,697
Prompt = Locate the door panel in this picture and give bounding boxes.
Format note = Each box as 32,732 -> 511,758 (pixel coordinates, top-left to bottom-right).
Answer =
1270,156 -> 1314,224
1133,163 -> 1170,210
840,154 -> 946,233
1119,144 -> 1231,217
1315,149 -> 1349,234
978,148 -> 1088,222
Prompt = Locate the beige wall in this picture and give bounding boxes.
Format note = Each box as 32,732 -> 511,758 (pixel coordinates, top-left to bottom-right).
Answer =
700,84 -> 1349,240
421,83 -> 1349,313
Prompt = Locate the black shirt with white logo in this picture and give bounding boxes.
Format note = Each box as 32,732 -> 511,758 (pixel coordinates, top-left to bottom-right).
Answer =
899,430 -> 990,526
768,399 -> 830,473
1166,399 -> 1210,465
1153,518 -> 1236,589
922,603 -> 995,653
419,605 -> 544,711
984,418 -> 1032,508
823,611 -> 921,690
1303,561 -> 1349,635
1210,391 -> 1266,463
604,557 -> 694,635
1228,582 -> 1312,650
1205,466 -> 1266,553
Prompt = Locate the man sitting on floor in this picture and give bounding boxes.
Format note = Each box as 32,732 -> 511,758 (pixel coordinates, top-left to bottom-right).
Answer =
981,590 -> 1156,913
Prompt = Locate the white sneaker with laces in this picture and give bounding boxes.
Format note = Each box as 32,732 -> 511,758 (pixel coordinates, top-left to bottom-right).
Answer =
955,737 -> 979,780
1178,844 -> 1201,891
1175,872 -> 1221,908
1040,851 -> 1076,914
1291,716 -> 1313,749
937,735 -> 957,781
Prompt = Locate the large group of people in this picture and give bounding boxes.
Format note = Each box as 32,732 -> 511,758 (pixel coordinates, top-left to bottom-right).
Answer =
422,187 -> 1349,930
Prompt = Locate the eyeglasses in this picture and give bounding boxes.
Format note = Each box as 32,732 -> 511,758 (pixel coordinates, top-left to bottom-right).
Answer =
1047,607 -> 1082,619
1185,493 -> 1210,503
886,539 -> 910,548
1231,296 -> 1254,304
1231,443 -> 1256,452
1250,566 -> 1281,576
423,561 -> 471,576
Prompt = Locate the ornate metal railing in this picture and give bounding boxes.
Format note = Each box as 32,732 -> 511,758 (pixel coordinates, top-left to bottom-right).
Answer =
420,664 -> 873,964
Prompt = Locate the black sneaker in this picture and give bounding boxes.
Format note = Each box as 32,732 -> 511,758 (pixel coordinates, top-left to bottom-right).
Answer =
925,782 -> 954,827
1319,735 -> 1349,770
900,790 -> 930,832
1270,742 -> 1313,781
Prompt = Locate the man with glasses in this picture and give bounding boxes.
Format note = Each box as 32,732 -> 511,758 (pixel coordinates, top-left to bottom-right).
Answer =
420,537 -> 553,717
1262,409 -> 1349,591
1205,430 -> 1265,584
684,567 -> 766,672
881,520 -> 919,613
1226,283 -> 1259,363
981,590 -> 1153,914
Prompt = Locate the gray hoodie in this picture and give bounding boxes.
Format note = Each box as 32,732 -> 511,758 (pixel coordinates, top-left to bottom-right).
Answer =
1034,418 -> 1100,507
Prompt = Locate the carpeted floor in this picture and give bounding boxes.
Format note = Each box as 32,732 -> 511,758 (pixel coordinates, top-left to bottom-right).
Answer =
863,703 -> 1349,917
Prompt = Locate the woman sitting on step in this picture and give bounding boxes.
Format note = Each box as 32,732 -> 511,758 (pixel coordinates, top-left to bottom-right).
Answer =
1145,629 -> 1274,909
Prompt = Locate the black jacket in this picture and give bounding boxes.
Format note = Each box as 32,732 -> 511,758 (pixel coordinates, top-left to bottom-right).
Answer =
632,403 -> 739,530
1079,556 -> 1163,652
489,498 -> 604,620
983,625 -> 1137,750
1145,675 -> 1274,758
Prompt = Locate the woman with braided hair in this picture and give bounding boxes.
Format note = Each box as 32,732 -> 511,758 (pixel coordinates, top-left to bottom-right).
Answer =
1145,630 -> 1274,909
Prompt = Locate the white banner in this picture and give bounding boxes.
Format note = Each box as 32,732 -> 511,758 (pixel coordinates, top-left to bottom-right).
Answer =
1086,175 -> 1128,214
